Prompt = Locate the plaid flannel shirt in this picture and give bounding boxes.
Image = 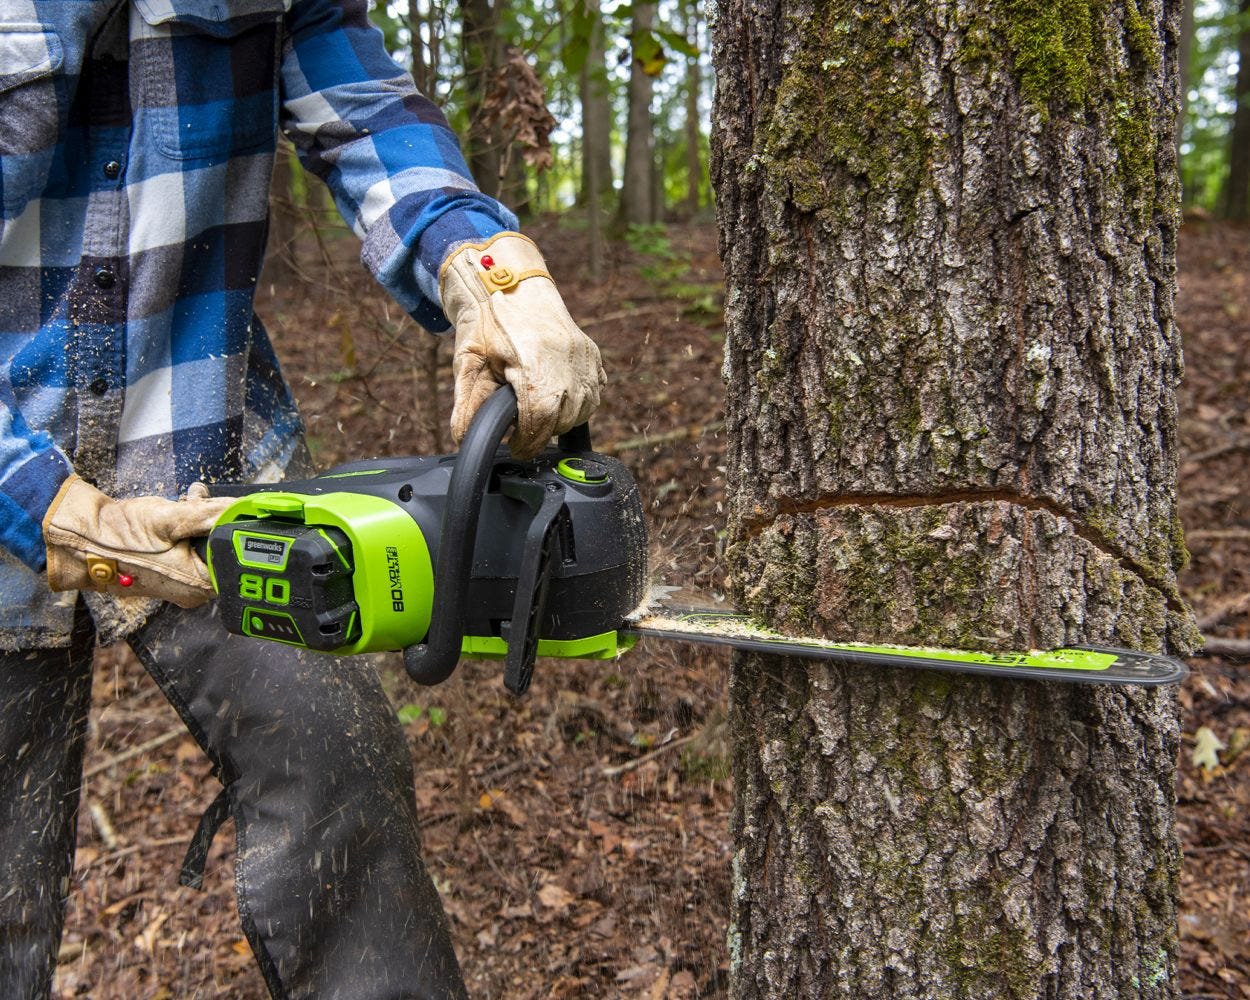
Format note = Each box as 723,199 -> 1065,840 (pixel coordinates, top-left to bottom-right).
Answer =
0,0 -> 517,645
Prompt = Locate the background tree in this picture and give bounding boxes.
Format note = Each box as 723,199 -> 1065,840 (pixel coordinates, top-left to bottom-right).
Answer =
264,0 -> 1249,231
408,0 -> 444,99
462,0 -> 504,194
1180,0 -> 1196,143
261,141 -> 300,284
712,1 -> 1198,997
680,0 -> 703,217
619,0 -> 658,225
1180,0 -> 1249,209
1221,0 -> 1250,216
575,0 -> 614,211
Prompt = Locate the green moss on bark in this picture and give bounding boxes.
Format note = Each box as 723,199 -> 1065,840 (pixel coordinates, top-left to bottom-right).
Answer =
994,0 -> 1159,112
823,516 -> 1002,646
998,0 -> 1096,110
992,0 -> 1162,217
762,0 -> 933,207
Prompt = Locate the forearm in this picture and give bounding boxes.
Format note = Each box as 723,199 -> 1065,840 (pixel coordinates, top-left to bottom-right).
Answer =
279,0 -> 518,328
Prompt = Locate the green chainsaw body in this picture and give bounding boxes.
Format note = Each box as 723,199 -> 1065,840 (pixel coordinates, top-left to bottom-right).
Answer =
206,390 -> 648,693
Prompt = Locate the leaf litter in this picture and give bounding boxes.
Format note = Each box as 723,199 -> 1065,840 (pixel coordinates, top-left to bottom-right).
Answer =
52,219 -> 1247,998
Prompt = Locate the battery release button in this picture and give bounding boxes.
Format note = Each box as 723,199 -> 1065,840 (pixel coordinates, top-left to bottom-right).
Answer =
557,458 -> 610,485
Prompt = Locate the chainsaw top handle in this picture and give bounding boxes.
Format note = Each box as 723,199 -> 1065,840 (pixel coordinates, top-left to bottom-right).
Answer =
403,386 -> 589,687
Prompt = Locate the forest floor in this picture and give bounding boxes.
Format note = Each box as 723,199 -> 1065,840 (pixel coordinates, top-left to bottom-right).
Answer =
52,217 -> 1249,999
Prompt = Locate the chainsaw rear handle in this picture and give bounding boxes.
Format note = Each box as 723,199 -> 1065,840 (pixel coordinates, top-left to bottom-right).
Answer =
403,386 -> 589,687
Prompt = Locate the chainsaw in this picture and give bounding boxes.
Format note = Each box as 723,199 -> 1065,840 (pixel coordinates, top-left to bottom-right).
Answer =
201,387 -> 1187,693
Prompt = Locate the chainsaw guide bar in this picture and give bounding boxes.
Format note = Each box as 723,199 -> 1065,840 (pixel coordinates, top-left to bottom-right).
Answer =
204,387 -> 1188,692
623,607 -> 1188,687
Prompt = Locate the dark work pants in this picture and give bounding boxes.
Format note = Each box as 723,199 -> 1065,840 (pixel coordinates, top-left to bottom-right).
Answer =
0,601 -> 468,1000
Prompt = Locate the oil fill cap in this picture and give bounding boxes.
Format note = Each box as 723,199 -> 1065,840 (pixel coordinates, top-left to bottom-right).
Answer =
557,458 -> 610,485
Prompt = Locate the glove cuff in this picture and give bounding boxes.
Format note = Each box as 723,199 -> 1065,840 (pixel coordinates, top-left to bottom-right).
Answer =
43,476 -> 106,591
44,478 -> 117,593
42,474 -> 93,535
440,232 -> 553,305
41,476 -> 223,607
45,540 -> 93,593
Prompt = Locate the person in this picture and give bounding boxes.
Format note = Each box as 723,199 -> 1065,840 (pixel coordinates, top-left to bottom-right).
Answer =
0,0 -> 604,996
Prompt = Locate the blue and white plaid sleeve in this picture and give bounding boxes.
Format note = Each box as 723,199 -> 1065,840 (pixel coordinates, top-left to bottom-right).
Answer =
279,0 -> 519,331
0,398 -> 71,573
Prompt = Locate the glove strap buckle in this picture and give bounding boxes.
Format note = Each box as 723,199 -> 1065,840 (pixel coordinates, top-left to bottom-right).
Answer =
477,265 -> 550,294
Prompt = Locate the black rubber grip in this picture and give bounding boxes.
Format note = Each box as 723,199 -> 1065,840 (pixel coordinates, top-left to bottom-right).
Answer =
403,386 -> 520,686
557,422 -> 592,454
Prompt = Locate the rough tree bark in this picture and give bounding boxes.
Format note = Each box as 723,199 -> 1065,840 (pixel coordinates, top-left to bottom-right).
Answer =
711,1 -> 1197,997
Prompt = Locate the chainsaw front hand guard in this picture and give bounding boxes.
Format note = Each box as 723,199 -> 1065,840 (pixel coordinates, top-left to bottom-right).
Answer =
403,386 -> 583,690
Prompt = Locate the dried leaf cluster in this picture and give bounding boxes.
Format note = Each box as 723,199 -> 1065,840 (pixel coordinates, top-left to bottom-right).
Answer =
480,48 -> 558,174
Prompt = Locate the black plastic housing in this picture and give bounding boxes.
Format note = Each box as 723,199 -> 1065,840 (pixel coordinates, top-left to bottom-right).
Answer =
215,441 -> 648,650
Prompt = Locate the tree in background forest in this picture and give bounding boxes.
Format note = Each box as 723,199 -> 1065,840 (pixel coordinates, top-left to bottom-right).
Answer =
712,0 -> 1197,997
1183,0 -> 1250,214
620,0 -> 658,224
577,0 -> 614,208
266,0 -> 1244,232
378,0 -> 707,222
1221,0 -> 1250,216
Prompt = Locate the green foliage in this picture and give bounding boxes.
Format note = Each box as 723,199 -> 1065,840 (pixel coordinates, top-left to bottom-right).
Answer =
623,222 -> 722,319
397,702 -> 447,727
361,0 -> 710,221
628,26 -> 698,77
560,0 -> 598,76
367,0 -> 409,59
623,222 -> 683,282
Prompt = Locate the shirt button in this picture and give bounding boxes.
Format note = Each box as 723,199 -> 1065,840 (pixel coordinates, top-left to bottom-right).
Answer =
93,267 -> 116,289
88,377 -> 109,396
103,160 -> 122,179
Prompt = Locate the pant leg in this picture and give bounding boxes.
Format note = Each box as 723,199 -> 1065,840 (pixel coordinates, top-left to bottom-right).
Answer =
0,609 -> 96,1000
129,601 -> 467,1000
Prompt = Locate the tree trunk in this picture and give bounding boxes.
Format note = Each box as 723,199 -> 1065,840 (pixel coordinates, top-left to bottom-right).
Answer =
652,130 -> 665,221
578,0 -> 614,209
261,139 -> 299,285
408,0 -> 440,101
710,0 -> 1196,997
462,0 -> 501,196
683,0 -> 702,217
619,1 -> 656,225
502,146 -> 530,220
583,79 -> 605,277
1177,0 -> 1193,164
1221,0 -> 1250,219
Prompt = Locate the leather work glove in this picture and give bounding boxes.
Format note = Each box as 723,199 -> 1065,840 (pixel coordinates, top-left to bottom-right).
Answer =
440,231 -> 606,458
42,477 -> 233,608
